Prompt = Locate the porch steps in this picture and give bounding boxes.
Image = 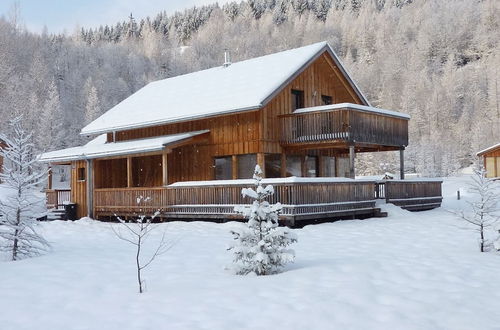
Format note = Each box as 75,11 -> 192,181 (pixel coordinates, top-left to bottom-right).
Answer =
46,209 -> 66,221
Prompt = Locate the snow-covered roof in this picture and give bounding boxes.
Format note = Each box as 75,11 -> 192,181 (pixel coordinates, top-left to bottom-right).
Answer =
477,143 -> 500,156
81,42 -> 370,135
294,103 -> 410,120
38,130 -> 209,163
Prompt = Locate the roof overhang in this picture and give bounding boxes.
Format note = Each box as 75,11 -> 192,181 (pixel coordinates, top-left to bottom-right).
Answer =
38,130 -> 209,163
477,143 -> 500,156
293,103 -> 410,120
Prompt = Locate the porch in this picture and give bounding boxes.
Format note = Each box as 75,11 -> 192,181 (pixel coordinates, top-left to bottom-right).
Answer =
45,177 -> 441,226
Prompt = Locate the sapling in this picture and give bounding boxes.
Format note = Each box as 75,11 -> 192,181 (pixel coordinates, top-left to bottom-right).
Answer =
111,196 -> 172,293
229,165 -> 297,275
459,164 -> 499,252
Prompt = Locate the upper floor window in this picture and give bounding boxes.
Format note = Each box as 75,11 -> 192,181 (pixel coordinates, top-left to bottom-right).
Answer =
321,95 -> 333,105
291,89 -> 304,111
214,156 -> 232,180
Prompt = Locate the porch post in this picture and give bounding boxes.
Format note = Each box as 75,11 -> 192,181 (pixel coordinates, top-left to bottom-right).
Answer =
257,153 -> 265,177
48,166 -> 52,190
127,157 -> 133,187
349,145 -> 355,179
399,147 -> 405,180
232,155 -> 238,180
280,153 -> 287,177
86,159 -> 94,218
162,151 -> 169,186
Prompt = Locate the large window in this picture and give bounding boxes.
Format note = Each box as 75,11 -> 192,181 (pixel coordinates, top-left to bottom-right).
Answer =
322,156 -> 336,177
215,156 -> 232,180
265,154 -> 282,178
336,157 -> 350,178
132,155 -> 162,187
304,156 -> 318,177
237,154 -> 257,179
291,89 -> 304,110
286,155 -> 302,177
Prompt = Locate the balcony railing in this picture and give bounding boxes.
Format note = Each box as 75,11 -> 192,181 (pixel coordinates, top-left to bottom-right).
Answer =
279,105 -> 409,147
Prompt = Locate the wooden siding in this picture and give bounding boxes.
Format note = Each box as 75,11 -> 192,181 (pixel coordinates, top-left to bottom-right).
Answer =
482,147 -> 500,178
261,53 -> 363,154
71,160 -> 87,219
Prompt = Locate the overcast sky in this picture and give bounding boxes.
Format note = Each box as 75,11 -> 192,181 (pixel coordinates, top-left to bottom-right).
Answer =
0,0 -> 231,34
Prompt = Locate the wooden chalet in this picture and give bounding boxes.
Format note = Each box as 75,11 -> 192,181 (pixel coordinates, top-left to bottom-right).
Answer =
477,143 -> 500,179
0,139 -> 5,183
39,42 -> 442,224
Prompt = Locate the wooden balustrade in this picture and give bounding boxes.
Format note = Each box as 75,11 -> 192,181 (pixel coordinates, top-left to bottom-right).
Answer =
279,107 -> 408,147
93,180 -> 378,221
384,180 -> 443,210
46,189 -> 71,210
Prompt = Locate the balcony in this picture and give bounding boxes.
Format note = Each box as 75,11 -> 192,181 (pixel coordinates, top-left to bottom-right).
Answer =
279,103 -> 409,150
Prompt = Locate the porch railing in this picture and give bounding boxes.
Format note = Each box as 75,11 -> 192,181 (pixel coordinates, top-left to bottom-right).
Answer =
384,180 -> 443,210
46,189 -> 71,210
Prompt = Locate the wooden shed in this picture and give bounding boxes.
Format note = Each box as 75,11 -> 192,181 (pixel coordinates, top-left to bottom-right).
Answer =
477,143 -> 500,178
39,42 -> 442,223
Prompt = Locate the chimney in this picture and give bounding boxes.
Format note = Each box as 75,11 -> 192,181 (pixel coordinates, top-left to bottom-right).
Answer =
223,49 -> 231,67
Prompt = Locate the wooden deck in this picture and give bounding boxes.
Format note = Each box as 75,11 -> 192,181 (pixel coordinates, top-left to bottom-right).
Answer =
279,106 -> 408,149
46,189 -> 71,210
75,178 -> 443,225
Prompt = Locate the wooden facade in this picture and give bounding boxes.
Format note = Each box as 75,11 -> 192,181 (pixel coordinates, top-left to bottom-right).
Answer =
43,45 -> 442,221
478,144 -> 500,178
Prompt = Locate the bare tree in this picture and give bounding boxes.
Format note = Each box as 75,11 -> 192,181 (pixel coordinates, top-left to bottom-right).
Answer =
111,197 -> 172,293
460,163 -> 499,252
0,116 -> 49,261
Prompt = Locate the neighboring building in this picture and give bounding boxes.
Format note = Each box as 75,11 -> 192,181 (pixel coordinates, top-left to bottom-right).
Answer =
39,42 -> 441,222
0,139 -> 6,183
477,143 -> 500,178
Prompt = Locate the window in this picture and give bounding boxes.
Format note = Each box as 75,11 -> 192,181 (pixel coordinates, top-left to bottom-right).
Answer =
215,157 -> 232,180
322,156 -> 336,177
321,95 -> 332,105
304,156 -> 318,177
237,154 -> 257,179
265,154 -> 282,178
77,167 -> 86,181
291,89 -> 304,110
286,155 -> 302,177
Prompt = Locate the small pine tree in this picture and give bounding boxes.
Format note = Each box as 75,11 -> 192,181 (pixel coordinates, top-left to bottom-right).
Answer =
229,165 -> 297,275
0,116 -> 50,261
460,163 -> 499,252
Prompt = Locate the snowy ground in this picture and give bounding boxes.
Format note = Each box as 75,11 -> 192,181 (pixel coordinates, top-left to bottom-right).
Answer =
1,176 -> 500,330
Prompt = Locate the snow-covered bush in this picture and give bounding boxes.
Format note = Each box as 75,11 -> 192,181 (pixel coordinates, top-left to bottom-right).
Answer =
0,117 -> 49,261
460,164 -> 499,252
229,165 -> 297,275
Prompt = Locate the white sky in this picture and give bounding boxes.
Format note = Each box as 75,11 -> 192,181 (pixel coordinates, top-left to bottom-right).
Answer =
0,0 -> 232,34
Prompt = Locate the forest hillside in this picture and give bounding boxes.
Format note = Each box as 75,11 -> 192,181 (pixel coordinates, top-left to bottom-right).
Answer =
0,0 -> 498,176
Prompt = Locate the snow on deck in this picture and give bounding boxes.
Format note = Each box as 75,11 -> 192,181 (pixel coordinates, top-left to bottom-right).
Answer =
293,103 -> 411,119
80,42 -> 368,135
167,176 -> 374,187
38,130 -> 209,162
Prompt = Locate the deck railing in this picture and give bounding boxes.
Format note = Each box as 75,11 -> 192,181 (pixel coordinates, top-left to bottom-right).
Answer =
384,180 -> 443,210
94,180 -> 378,221
279,107 -> 408,147
46,189 -> 71,210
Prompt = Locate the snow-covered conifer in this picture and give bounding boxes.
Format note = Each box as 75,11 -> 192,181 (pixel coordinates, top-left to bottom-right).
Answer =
229,165 -> 297,275
0,116 -> 49,261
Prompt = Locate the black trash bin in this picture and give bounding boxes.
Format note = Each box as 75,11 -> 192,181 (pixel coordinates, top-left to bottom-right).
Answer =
64,203 -> 77,221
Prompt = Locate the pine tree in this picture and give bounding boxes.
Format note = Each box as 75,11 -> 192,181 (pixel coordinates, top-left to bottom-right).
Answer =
84,77 -> 101,124
0,116 -> 50,261
229,165 -> 297,275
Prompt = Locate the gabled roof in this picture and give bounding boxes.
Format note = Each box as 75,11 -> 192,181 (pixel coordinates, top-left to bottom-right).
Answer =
81,41 -> 370,136
38,130 -> 209,162
477,143 -> 500,156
